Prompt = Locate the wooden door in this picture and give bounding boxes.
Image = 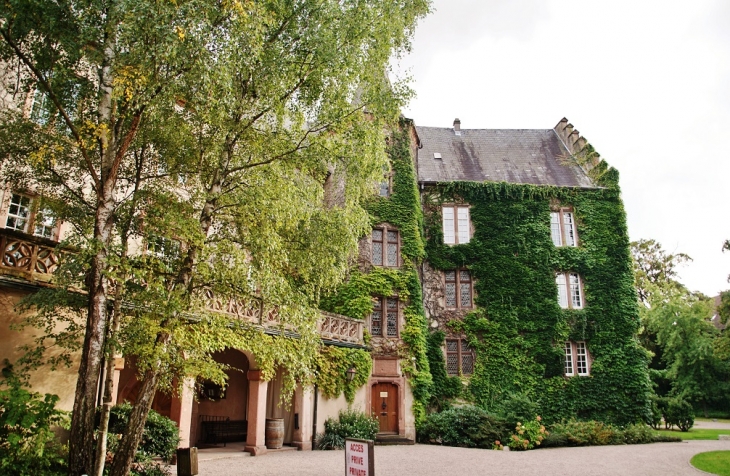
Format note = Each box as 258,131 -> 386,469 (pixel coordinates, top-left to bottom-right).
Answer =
371,383 -> 398,434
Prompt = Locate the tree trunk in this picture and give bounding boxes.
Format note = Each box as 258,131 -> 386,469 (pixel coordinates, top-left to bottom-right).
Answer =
108,361 -> 164,476
68,15 -> 117,473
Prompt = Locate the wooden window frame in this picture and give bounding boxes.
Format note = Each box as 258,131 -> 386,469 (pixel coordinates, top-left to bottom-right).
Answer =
370,296 -> 399,338
371,226 -> 400,267
445,338 -> 474,376
563,341 -> 590,377
550,207 -> 578,247
444,269 -> 473,309
556,272 -> 585,309
442,204 -> 471,245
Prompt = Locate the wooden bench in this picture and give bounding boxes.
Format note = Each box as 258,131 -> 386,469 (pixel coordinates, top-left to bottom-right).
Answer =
200,417 -> 248,447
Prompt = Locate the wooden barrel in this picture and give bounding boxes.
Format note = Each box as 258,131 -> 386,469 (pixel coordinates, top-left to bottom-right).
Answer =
265,418 -> 284,449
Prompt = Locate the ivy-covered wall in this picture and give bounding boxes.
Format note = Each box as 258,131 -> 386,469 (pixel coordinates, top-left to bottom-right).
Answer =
423,163 -> 651,425
321,120 -> 432,422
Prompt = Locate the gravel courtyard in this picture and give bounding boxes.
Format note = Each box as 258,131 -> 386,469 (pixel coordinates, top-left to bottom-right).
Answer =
177,439 -> 730,476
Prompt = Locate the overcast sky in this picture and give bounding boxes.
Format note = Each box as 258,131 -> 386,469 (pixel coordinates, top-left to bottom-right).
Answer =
394,0 -> 730,297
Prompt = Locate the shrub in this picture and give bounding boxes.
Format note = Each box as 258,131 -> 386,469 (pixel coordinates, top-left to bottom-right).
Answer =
646,395 -> 666,430
0,364 -> 68,475
417,405 -> 509,449
494,393 -> 538,430
665,398 -> 694,432
106,403 -> 180,462
549,420 -> 623,446
317,409 -> 378,450
508,416 -> 547,451
621,423 -> 657,444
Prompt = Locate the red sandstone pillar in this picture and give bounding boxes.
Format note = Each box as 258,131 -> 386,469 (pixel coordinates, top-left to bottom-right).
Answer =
244,369 -> 268,456
169,378 -> 196,448
292,384 -> 313,451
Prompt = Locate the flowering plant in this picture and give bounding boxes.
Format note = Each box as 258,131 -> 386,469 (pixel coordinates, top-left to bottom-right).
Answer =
508,416 -> 547,450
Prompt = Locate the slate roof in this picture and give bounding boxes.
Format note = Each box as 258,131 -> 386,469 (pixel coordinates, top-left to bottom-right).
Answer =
415,126 -> 596,188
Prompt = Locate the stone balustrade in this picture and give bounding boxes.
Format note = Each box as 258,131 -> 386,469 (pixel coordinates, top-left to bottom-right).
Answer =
0,228 -> 61,283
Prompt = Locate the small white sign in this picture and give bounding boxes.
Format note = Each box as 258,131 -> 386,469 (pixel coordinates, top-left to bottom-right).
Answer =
379,392 -> 388,397
345,438 -> 372,476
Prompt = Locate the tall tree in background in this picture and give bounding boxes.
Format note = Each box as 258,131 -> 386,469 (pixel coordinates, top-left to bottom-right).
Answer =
631,238 -> 692,305
0,0 -> 430,474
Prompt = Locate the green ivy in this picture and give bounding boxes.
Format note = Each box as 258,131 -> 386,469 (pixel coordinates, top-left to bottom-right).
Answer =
316,346 -> 372,404
320,121 -> 432,422
423,160 -> 651,426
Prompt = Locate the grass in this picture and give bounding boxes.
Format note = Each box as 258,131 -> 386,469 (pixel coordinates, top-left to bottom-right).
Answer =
654,428 -> 730,440
690,451 -> 730,476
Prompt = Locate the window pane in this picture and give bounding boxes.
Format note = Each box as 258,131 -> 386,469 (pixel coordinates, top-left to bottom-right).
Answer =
550,212 -> 562,246
379,181 -> 389,197
445,283 -> 456,308
461,352 -> 474,375
372,242 -> 383,265
387,243 -> 398,266
556,274 -> 568,309
460,283 -> 471,308
6,194 -> 31,231
387,231 -> 398,243
564,212 -> 576,246
371,299 -> 382,336
444,270 -> 456,282
446,340 -> 458,352
457,207 -> 470,244
576,342 -> 588,375
34,208 -> 55,239
446,354 -> 458,375
372,229 -> 383,241
459,270 -> 471,283
386,298 -> 398,337
564,342 -> 574,375
442,207 -> 455,244
569,273 -> 583,309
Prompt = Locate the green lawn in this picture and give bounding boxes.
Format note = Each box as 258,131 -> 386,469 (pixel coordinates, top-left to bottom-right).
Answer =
691,451 -> 730,476
654,428 -> 730,440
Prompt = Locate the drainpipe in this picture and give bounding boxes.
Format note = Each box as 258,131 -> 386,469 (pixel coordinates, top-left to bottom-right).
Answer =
311,384 -> 318,450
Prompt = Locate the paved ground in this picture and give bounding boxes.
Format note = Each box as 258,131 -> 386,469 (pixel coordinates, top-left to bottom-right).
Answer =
173,439 -> 730,476
171,420 -> 730,476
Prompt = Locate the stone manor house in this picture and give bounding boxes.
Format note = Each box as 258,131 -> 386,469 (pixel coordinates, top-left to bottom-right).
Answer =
0,72 -> 646,451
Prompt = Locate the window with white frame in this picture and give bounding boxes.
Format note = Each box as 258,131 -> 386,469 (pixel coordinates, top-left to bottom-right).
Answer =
372,227 -> 399,267
446,338 -> 474,376
550,208 -> 577,247
442,205 -> 470,245
6,194 -> 32,232
5,194 -> 59,240
556,272 -> 584,309
371,296 -> 398,337
33,208 -> 57,239
444,269 -> 473,309
564,341 -> 590,376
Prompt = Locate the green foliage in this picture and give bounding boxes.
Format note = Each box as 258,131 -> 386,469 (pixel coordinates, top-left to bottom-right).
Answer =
317,409 -> 379,450
664,397 -> 694,432
631,238 -> 692,305
320,124 -> 432,421
416,405 -> 509,448
423,178 -> 651,425
0,364 -> 68,475
106,403 -> 179,462
645,395 -> 666,429
544,420 -> 676,447
315,347 -> 372,404
508,416 -> 547,451
425,331 -> 462,408
493,393 -> 539,430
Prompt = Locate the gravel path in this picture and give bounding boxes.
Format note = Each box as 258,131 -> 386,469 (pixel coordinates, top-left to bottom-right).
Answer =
185,440 -> 730,476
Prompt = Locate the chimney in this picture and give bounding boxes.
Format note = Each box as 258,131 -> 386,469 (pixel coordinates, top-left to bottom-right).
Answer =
453,118 -> 461,136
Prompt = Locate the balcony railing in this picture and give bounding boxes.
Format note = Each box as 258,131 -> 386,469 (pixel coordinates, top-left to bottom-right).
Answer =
0,228 -> 61,283
0,228 -> 365,346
